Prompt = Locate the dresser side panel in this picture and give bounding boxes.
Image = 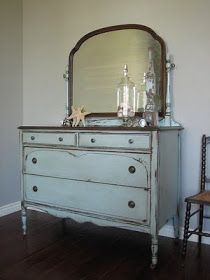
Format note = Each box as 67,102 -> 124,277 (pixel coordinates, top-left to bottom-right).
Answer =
158,130 -> 180,229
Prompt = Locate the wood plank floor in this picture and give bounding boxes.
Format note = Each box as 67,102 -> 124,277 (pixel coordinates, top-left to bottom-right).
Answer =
0,211 -> 210,280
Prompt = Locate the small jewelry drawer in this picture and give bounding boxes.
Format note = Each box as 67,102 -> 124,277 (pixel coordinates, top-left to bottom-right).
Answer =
22,132 -> 76,146
78,132 -> 151,150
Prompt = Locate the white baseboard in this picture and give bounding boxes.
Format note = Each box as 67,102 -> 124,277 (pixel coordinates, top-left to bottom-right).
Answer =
0,201 -> 21,217
159,224 -> 210,245
0,202 -> 209,245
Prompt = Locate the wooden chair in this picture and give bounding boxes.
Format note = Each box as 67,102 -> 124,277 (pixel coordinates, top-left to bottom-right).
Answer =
182,134 -> 210,256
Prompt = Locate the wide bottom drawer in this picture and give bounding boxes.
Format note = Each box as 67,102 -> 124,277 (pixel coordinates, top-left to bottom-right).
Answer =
24,175 -> 150,224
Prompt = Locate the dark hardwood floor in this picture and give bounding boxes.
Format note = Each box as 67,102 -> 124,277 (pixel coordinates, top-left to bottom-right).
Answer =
0,211 -> 209,280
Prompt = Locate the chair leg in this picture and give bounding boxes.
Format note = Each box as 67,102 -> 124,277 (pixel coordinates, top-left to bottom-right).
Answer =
198,205 -> 204,244
182,202 -> 191,257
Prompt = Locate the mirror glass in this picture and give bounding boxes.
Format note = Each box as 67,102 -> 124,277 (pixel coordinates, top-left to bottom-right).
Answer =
69,25 -> 166,115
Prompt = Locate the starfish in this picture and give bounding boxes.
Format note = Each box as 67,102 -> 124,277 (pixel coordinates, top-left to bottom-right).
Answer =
68,106 -> 90,127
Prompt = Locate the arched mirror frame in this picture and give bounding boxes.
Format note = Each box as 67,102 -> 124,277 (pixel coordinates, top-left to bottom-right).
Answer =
68,24 -> 167,118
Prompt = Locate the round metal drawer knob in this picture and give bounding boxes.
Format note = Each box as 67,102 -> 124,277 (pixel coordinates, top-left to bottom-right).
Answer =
128,200 -> 135,208
31,136 -> 35,140
128,166 -> 136,174
91,138 -> 96,143
58,137 -> 63,142
32,186 -> 38,192
128,139 -> 134,144
32,157 -> 37,164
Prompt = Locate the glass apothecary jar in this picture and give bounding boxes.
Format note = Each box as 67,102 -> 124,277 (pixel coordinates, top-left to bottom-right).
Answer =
117,65 -> 136,118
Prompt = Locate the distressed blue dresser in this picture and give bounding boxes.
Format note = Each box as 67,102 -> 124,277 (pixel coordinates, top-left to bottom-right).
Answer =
19,126 -> 181,267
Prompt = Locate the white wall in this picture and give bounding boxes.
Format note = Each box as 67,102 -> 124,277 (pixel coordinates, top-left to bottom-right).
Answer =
0,0 -> 22,207
22,0 -> 210,228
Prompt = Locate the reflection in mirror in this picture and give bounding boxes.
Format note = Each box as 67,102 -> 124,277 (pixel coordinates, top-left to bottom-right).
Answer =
69,25 -> 166,116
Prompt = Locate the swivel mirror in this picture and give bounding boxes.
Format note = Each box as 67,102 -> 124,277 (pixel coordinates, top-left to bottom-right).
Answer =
68,24 -> 166,117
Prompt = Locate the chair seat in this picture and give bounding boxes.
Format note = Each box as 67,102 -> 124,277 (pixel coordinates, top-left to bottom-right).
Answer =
185,191 -> 210,205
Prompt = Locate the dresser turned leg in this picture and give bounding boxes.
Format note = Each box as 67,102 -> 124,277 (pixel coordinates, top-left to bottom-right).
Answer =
21,206 -> 27,235
150,263 -> 157,270
151,236 -> 158,269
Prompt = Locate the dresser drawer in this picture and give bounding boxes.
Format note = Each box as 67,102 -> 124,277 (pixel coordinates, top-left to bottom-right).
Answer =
78,133 -> 150,150
24,175 -> 149,224
22,132 -> 76,146
24,148 -> 150,188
